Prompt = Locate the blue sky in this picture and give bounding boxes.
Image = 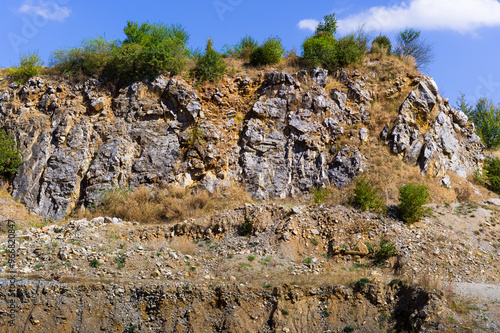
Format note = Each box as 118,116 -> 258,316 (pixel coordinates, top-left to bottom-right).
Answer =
1,0 -> 499,106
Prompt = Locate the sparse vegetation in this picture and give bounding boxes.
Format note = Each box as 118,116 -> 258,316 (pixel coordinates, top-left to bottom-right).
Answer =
398,183 -> 431,223
374,238 -> 398,263
311,187 -> 330,204
371,35 -> 392,55
89,259 -> 102,268
224,35 -> 258,59
394,28 -> 433,69
9,51 -> 44,83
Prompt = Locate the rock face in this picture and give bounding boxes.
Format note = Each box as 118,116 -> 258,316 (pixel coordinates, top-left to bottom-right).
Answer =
0,68 -> 484,220
385,76 -> 484,178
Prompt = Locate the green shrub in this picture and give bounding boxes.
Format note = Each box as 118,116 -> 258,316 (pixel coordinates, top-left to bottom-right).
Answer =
9,51 -> 44,83
398,183 -> 431,223
356,277 -> 371,289
249,37 -> 284,66
374,237 -> 397,262
371,35 -> 392,55
483,157 -> 500,193
311,187 -> 330,204
335,34 -> 365,67
457,94 -> 500,149
89,259 -> 102,268
0,130 -> 23,175
301,32 -> 337,68
224,35 -> 258,59
192,39 -> 226,83
50,37 -> 117,76
105,21 -> 189,84
349,177 -> 386,213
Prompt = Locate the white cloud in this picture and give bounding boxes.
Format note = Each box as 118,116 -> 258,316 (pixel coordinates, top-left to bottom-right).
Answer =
335,0 -> 500,34
19,0 -> 71,22
298,19 -> 319,32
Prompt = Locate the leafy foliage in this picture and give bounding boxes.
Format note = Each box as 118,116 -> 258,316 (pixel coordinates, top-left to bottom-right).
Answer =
483,157 -> 500,193
0,130 -> 23,175
374,238 -> 397,263
371,35 -> 392,55
224,35 -> 258,59
394,28 -> 433,69
50,37 -> 117,75
301,13 -> 366,69
301,32 -> 337,68
311,187 -> 330,204
105,21 -> 190,84
397,183 -> 431,223
349,177 -> 386,213
9,51 -> 44,83
192,39 -> 226,83
457,93 -> 500,149
249,37 -> 285,66
315,13 -> 338,35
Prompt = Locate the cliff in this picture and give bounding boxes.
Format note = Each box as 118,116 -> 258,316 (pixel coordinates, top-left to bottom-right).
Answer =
0,56 -> 484,220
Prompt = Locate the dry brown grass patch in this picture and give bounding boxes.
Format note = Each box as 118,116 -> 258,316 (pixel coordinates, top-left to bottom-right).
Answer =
78,184 -> 253,225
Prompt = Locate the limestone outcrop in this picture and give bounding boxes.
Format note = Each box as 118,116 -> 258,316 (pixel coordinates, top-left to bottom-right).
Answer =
0,67 -> 484,219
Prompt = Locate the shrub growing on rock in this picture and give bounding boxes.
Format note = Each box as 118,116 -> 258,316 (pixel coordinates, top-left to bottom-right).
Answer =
249,37 -> 284,66
397,183 -> 431,223
302,32 -> 337,68
50,37 -> 117,76
192,39 -> 226,83
105,21 -> 190,83
0,130 -> 23,176
9,51 -> 43,83
349,177 -> 386,213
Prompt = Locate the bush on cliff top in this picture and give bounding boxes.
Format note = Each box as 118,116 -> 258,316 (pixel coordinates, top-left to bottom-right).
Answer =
192,39 -> 226,83
9,51 -> 44,84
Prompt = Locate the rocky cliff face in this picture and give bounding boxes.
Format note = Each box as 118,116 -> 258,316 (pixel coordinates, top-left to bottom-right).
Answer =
0,64 -> 484,220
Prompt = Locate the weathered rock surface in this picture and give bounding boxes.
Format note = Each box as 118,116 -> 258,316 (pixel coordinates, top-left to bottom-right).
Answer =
385,76 -> 484,178
0,69 -> 484,220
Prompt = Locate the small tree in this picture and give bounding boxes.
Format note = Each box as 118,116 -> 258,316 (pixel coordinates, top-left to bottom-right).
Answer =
483,157 -> 500,193
394,28 -> 433,69
315,13 -> 338,35
398,183 -> 431,223
457,93 -> 500,149
9,51 -> 44,84
0,130 -> 23,175
192,39 -> 226,83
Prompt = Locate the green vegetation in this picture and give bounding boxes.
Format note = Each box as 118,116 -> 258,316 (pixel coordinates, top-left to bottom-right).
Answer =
51,21 -> 189,85
50,37 -> 117,76
374,238 -> 398,263
394,28 -> 433,69
311,187 -> 330,204
0,130 -> 23,176
483,157 -> 500,193
249,37 -> 285,66
301,13 -> 366,69
247,255 -> 255,262
457,94 -> 500,149
89,259 -> 102,268
192,39 -> 226,83
349,177 -> 386,213
398,183 -> 431,223
371,35 -> 392,55
9,51 -> 43,84
224,35 -> 258,59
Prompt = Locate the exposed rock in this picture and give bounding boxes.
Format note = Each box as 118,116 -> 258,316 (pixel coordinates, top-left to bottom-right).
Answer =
311,67 -> 328,87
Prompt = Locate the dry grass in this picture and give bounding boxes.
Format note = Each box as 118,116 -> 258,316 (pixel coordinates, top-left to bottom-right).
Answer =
75,184 -> 253,225
169,236 -> 196,255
